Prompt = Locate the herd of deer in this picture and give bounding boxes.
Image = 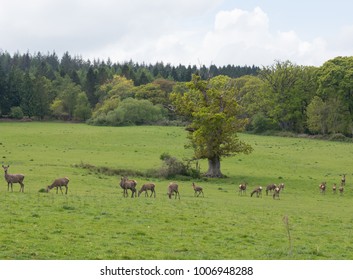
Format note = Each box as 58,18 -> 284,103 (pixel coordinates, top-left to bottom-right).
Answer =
119,176 -> 204,199
238,183 -> 285,199
1,165 -> 203,199
319,174 -> 346,195
2,165 -> 347,200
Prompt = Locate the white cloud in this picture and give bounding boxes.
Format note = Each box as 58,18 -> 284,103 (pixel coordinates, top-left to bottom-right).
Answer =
0,1 -> 350,66
195,6 -> 345,66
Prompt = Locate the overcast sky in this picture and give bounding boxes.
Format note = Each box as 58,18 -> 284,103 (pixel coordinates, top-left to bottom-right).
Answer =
1,0 -> 353,67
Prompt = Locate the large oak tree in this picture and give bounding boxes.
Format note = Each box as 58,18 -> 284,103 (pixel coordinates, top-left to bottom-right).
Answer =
171,74 -> 253,177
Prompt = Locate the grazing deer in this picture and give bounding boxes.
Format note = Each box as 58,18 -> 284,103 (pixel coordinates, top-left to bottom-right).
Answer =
2,165 -> 25,192
332,183 -> 337,194
319,182 -> 326,194
341,174 -> 346,187
167,182 -> 180,199
119,176 -> 137,198
138,183 -> 156,198
250,186 -> 262,198
265,183 -> 276,196
238,183 -> 247,196
273,184 -> 285,200
46,177 -> 70,194
192,182 -> 204,197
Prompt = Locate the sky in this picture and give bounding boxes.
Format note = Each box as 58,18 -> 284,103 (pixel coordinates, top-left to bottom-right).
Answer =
1,0 -> 353,67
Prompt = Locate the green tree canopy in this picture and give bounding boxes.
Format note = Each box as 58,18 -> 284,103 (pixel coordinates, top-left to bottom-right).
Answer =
171,74 -> 253,177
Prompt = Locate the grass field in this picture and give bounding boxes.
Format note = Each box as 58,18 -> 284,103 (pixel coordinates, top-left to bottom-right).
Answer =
0,121 -> 353,260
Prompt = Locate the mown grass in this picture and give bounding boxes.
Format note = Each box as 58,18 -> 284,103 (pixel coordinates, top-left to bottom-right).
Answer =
0,122 -> 353,260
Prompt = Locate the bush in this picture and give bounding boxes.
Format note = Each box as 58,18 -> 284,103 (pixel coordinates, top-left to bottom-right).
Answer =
88,98 -> 167,126
328,133 -> 349,142
10,107 -> 24,119
157,153 -> 200,179
251,112 -> 276,133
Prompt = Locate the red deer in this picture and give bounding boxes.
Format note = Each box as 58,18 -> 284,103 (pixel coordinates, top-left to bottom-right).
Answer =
120,177 -> 137,198
332,183 -> 337,194
341,174 -> 346,187
273,184 -> 284,199
265,183 -> 276,196
319,182 -> 326,194
238,183 -> 247,196
46,177 -> 70,194
192,182 -> 204,197
167,182 -> 180,199
2,165 -> 25,192
251,186 -> 262,198
138,183 -> 156,198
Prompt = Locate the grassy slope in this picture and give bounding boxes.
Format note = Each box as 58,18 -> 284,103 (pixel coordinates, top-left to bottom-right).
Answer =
0,122 -> 352,260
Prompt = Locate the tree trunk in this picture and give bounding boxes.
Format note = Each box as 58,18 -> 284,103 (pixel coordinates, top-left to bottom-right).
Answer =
205,156 -> 223,177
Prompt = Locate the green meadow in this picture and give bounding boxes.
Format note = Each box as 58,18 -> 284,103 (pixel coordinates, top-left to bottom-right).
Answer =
0,122 -> 353,260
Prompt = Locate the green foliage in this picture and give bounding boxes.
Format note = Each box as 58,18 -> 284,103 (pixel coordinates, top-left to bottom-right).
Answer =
9,106 -> 24,119
171,75 -> 252,177
155,152 -> 200,179
2,50 -> 353,138
306,96 -> 327,134
88,98 -> 166,126
74,92 -> 92,121
259,61 -> 316,132
251,112 -> 277,133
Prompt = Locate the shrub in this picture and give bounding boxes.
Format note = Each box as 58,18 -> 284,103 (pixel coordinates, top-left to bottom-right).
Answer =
251,112 -> 275,133
10,106 -> 24,119
88,98 -> 166,126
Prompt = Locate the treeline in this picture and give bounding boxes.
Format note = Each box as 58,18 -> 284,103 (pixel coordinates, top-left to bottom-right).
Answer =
1,51 -> 353,137
0,50 -> 258,120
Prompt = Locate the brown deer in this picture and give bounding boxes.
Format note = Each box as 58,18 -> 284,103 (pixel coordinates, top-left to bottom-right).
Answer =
138,183 -> 156,198
273,184 -> 284,199
46,177 -> 70,194
192,182 -> 204,197
265,183 -> 276,196
167,182 -> 180,199
238,183 -> 247,196
341,174 -> 346,187
319,182 -> 326,194
2,165 -> 25,192
332,183 -> 337,194
120,177 -> 137,198
250,186 -> 262,198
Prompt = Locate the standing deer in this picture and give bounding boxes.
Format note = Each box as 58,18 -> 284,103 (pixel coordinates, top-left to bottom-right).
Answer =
46,177 -> 70,194
138,183 -> 156,198
167,182 -> 180,199
341,174 -> 346,187
265,183 -> 277,196
2,165 -> 25,192
332,183 -> 337,194
120,176 -> 137,198
238,183 -> 247,196
273,184 -> 284,199
192,182 -> 204,197
250,186 -> 262,198
319,182 -> 326,194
